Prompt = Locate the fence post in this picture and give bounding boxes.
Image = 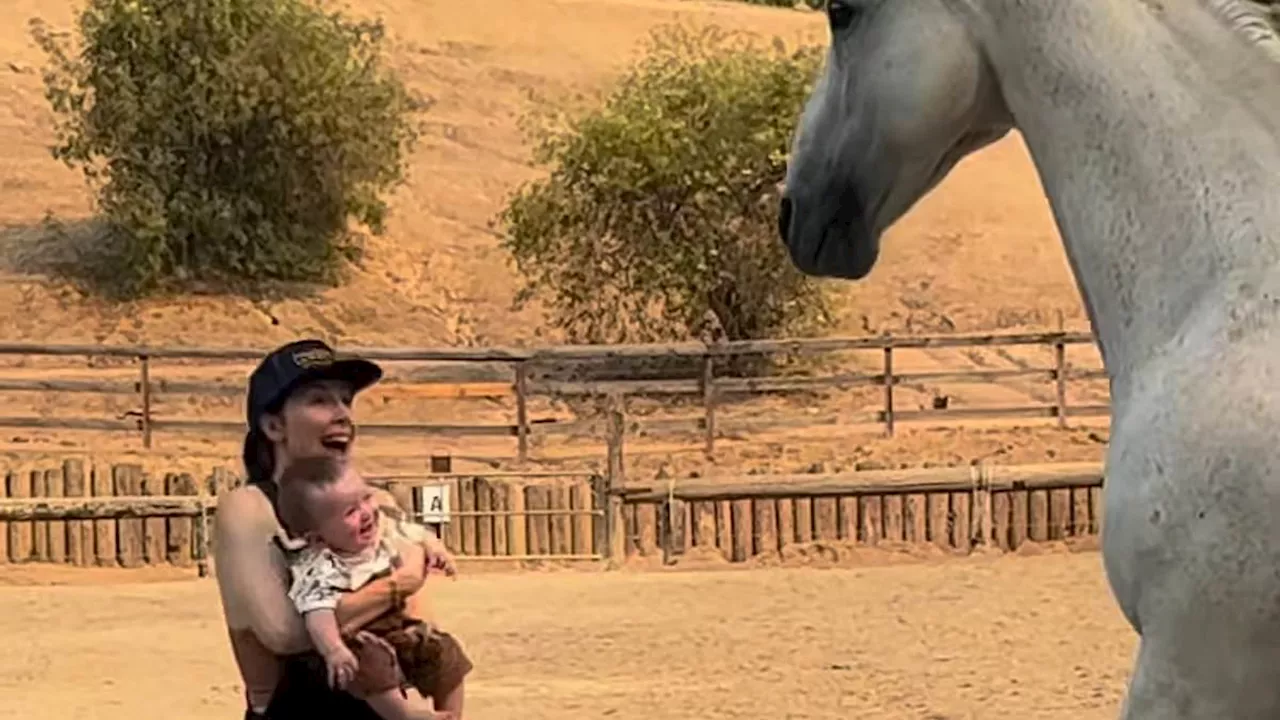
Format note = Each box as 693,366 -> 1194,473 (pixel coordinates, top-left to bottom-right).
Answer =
195,492 -> 211,578
515,361 -> 530,464
1054,339 -> 1069,428
592,473 -> 608,560
660,500 -> 673,566
972,462 -> 993,547
605,395 -> 626,563
388,471 -> 416,520
701,346 -> 717,457
882,341 -> 895,437
138,354 -> 153,449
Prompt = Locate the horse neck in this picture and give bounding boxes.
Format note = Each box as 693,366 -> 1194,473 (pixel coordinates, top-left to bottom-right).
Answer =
963,0 -> 1280,404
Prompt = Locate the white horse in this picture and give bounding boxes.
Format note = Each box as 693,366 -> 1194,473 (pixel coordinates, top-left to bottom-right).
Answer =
779,0 -> 1280,716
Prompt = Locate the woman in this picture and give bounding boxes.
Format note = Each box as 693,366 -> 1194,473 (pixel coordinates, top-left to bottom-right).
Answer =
213,339 -> 465,719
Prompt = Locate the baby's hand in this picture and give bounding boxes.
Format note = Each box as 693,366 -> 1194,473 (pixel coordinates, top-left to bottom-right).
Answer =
324,644 -> 360,690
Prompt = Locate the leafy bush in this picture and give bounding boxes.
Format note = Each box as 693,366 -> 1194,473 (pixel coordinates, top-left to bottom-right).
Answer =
496,24 -> 832,345
31,0 -> 423,296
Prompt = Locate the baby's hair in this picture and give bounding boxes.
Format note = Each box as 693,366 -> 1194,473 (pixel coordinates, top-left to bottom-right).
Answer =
276,455 -> 348,537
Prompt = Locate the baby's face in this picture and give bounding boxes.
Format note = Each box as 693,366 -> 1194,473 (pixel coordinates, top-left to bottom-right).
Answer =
309,468 -> 379,554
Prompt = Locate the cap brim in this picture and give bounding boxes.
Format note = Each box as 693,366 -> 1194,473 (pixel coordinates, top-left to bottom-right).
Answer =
297,358 -> 384,395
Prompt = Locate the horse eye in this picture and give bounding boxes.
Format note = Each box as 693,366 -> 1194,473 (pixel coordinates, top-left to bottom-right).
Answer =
827,0 -> 859,31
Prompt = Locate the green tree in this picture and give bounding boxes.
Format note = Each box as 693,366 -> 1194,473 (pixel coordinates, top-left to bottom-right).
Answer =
497,24 -> 831,345
31,0 -> 423,296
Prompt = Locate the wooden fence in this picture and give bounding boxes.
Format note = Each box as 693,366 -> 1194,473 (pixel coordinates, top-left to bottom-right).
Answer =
0,459 -> 217,571
0,456 -> 1105,570
0,329 -> 1110,460
616,463 -> 1104,563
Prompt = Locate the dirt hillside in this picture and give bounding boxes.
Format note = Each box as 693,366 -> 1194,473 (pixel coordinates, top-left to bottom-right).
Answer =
0,0 -> 1085,350
0,0 -> 1107,479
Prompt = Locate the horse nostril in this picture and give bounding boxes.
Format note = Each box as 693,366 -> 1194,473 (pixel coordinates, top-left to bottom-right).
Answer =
778,196 -> 794,245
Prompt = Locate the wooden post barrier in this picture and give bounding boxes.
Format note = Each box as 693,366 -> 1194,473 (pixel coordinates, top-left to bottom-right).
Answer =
139,355 -> 153,449
701,350 -> 716,457
882,343 -> 895,437
0,460 -> 1106,568
515,362 -> 530,464
0,461 -> 228,567
0,495 -> 212,520
374,458 -> 608,563
1054,310 -> 1070,429
65,460 -> 88,566
1054,340 -> 1069,428
606,396 -> 626,562
614,462 -> 1105,563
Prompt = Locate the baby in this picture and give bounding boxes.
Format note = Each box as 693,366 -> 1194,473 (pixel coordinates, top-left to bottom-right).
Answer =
275,455 -> 470,720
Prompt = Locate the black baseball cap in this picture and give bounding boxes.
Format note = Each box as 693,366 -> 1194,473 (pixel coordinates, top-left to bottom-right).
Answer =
245,339 -> 383,432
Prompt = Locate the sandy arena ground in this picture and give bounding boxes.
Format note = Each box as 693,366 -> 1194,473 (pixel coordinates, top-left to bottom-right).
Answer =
0,551 -> 1135,720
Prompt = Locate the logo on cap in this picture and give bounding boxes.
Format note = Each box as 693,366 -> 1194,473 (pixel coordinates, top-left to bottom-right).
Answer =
293,347 -> 335,368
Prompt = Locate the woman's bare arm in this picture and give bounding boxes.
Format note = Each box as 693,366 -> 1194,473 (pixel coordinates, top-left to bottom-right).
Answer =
213,488 -> 311,655
335,578 -> 397,636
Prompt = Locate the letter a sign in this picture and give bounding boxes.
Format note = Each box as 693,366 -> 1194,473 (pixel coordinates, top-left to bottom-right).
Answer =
415,482 -> 451,524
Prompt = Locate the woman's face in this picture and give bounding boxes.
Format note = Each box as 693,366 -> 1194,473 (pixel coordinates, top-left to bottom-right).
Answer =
262,378 -> 357,461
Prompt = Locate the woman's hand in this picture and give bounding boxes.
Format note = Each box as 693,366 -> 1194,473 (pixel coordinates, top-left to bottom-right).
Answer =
346,631 -> 404,696
391,540 -> 428,597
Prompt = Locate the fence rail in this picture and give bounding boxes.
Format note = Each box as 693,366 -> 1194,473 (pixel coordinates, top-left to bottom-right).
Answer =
0,329 -> 1109,460
0,454 -> 1107,571
0,331 -> 1098,360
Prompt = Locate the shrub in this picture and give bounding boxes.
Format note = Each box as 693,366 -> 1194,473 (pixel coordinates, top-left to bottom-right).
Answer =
30,0 -> 423,296
496,24 -> 832,345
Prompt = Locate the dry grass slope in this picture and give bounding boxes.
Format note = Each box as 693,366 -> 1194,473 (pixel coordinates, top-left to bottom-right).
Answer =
0,0 -> 1109,478
0,0 -> 1086,350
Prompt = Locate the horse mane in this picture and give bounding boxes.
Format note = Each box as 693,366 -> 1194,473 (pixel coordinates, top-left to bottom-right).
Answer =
1205,0 -> 1280,62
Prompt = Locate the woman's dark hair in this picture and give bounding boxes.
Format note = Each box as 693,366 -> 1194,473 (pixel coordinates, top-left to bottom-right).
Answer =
243,426 -> 277,486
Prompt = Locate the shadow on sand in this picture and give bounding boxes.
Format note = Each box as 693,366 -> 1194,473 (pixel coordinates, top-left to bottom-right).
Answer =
0,214 -> 336,303
0,216 -> 127,297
